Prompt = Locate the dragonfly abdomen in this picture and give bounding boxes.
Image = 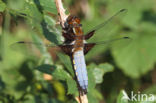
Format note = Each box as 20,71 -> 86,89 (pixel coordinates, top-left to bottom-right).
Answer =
73,50 -> 88,92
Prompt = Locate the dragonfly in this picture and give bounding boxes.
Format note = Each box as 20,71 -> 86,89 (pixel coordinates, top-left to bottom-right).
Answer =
13,9 -> 129,94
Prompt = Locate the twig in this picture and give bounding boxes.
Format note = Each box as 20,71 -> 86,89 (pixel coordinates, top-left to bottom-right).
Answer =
54,0 -> 68,28
54,0 -> 88,103
80,94 -> 88,103
76,91 -> 88,103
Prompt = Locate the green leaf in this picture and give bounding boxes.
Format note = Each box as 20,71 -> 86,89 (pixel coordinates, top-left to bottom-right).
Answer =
111,32 -> 156,78
39,0 -> 57,14
44,15 -> 56,27
36,64 -> 56,74
57,53 -> 74,77
52,65 -> 71,81
0,0 -> 6,12
88,67 -> 96,91
88,63 -> 114,84
40,20 -> 59,44
24,0 -> 43,23
88,89 -> 103,103
22,94 -> 35,103
66,78 -> 78,95
117,90 -> 129,103
107,0 -> 156,29
43,15 -> 62,43
96,63 -> 114,83
30,0 -> 60,44
88,90 -> 99,103
37,64 -> 77,95
37,64 -> 71,81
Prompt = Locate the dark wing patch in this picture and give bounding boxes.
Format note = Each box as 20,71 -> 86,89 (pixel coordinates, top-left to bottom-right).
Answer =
84,43 -> 95,55
84,30 -> 95,40
59,45 -> 73,56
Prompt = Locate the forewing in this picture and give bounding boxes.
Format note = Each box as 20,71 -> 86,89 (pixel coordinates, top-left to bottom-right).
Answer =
85,36 -> 132,60
10,41 -> 74,57
10,41 -> 60,56
84,9 -> 127,40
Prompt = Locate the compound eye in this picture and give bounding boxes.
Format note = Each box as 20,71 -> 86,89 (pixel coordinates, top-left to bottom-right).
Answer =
79,24 -> 82,27
64,22 -> 69,28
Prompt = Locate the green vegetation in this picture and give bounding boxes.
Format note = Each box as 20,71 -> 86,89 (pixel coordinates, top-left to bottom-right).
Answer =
0,0 -> 156,103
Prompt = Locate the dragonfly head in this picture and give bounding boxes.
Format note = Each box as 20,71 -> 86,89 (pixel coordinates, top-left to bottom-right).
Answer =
64,16 -> 82,29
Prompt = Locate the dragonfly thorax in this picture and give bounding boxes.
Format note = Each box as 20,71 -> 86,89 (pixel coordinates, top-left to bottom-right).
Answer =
64,16 -> 83,36
62,15 -> 85,52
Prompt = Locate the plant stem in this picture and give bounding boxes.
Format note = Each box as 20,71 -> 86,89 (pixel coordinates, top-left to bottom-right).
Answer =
54,0 -> 68,28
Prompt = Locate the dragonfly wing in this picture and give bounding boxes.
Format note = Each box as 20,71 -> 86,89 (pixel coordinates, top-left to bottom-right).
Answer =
10,41 -> 60,56
59,45 -> 73,56
10,41 -> 74,56
84,37 -> 131,54
93,37 -> 130,45
12,41 -> 59,48
84,30 -> 95,40
84,43 -> 96,55
84,9 -> 127,40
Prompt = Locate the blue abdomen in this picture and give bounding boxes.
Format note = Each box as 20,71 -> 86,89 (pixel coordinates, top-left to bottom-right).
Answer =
73,50 -> 88,91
